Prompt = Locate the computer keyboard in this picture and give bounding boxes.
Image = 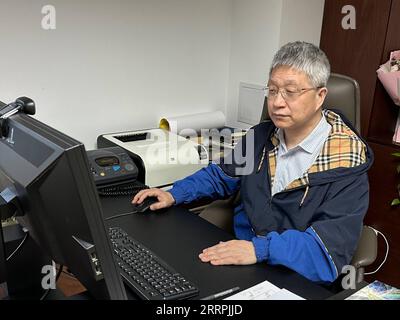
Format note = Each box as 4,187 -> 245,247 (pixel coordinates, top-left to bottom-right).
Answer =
109,227 -> 199,300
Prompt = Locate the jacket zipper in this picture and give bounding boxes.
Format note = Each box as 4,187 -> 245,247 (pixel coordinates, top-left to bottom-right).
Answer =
264,148 -> 273,207
252,146 -> 266,236
253,146 -> 309,235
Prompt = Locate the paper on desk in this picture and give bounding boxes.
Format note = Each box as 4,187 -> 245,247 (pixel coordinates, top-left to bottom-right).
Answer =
267,288 -> 305,300
224,280 -> 305,300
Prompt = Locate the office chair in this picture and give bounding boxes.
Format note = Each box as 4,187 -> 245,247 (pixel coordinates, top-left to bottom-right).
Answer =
199,73 -> 377,284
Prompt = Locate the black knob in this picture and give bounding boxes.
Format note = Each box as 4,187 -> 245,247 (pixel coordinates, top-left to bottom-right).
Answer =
15,97 -> 36,115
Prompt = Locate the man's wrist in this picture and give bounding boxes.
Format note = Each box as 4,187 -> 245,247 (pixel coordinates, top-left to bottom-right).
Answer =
167,186 -> 186,205
166,191 -> 176,205
251,235 -> 272,262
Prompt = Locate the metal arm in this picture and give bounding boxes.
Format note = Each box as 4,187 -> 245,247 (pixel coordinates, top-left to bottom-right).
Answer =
0,97 -> 35,138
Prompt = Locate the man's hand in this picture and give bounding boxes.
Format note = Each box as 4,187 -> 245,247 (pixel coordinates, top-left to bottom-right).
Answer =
132,188 -> 175,211
199,240 -> 257,266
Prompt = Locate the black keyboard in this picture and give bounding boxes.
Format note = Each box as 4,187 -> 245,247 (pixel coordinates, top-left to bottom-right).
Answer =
109,227 -> 199,300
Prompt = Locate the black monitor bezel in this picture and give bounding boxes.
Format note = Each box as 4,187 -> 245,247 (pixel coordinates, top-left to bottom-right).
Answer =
0,112 -> 127,300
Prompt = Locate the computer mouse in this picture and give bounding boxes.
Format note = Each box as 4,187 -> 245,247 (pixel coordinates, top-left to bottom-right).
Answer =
131,196 -> 159,213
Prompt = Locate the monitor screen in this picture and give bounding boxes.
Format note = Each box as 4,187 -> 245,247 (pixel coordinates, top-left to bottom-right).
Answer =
0,112 -> 127,300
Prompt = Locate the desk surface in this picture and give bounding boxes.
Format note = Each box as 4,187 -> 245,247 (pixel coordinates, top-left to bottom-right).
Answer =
101,196 -> 334,300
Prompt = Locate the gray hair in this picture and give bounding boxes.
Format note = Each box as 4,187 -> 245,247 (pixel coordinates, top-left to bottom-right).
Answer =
269,41 -> 331,87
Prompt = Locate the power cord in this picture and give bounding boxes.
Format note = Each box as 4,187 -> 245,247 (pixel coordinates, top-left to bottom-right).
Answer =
364,226 -> 389,276
3,227 -> 64,300
6,227 -> 28,261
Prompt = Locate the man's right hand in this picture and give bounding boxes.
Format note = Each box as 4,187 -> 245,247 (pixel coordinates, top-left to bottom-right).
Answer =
132,188 -> 176,211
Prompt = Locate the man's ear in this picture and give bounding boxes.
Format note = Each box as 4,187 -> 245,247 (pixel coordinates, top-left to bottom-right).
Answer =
316,87 -> 328,109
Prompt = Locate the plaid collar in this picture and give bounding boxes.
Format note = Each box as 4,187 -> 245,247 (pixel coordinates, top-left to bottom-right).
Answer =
267,110 -> 367,191
275,113 -> 330,154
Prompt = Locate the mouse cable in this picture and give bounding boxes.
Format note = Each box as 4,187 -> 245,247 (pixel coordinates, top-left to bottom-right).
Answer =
104,211 -> 139,221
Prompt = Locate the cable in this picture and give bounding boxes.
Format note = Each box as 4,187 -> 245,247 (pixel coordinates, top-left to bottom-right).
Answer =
39,264 -> 64,301
6,229 -> 28,261
105,211 -> 138,221
364,227 -> 389,276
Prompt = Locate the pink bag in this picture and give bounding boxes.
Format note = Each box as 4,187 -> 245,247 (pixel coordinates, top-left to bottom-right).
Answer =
377,50 -> 400,106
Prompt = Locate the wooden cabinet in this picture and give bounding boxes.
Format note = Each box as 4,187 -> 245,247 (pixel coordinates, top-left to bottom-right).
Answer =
367,0 -> 400,146
365,142 -> 400,287
320,0 -> 392,136
320,0 -> 400,287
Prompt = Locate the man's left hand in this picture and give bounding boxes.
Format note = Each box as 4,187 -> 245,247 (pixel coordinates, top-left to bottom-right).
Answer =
199,240 -> 257,265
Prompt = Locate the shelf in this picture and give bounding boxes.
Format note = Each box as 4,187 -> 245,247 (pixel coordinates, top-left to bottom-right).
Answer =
367,136 -> 400,149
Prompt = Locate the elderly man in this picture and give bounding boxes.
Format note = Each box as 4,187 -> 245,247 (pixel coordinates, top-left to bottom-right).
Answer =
132,41 -> 373,283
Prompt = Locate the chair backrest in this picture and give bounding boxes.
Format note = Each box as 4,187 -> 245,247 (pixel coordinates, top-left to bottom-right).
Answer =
259,73 -> 361,131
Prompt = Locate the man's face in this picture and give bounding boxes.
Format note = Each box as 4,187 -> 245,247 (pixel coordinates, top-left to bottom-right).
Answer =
267,66 -> 327,132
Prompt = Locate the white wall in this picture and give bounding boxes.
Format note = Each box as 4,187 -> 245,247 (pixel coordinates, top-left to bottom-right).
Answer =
225,0 -> 283,129
0,0 -> 325,147
225,0 -> 325,129
279,0 -> 325,46
0,0 -> 232,148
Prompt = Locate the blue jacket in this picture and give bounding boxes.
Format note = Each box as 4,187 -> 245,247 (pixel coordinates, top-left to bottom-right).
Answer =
169,110 -> 373,283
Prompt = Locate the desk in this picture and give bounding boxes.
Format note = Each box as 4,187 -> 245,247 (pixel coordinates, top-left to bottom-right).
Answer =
100,196 -> 334,300
327,281 -> 369,300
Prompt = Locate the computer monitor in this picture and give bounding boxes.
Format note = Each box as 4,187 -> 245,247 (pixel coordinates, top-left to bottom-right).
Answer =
0,100 -> 7,299
0,224 -> 7,299
0,111 -> 127,300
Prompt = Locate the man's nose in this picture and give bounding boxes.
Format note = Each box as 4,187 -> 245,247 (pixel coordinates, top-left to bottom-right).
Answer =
273,90 -> 286,107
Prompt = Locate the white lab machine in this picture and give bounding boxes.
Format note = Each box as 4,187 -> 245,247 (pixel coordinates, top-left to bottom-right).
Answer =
97,129 -> 209,187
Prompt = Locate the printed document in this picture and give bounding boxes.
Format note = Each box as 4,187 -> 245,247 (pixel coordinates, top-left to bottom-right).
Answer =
224,280 -> 305,300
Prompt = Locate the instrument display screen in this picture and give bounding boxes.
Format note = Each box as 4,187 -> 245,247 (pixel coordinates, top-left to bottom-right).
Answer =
95,156 -> 119,167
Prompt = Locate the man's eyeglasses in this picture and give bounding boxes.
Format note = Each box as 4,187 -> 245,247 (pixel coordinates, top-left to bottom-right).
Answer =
265,86 -> 322,102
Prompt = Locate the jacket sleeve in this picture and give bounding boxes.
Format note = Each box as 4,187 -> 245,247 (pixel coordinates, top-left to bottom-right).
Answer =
168,127 -> 257,204
252,228 -> 338,283
309,173 -> 370,277
168,163 -> 240,205
251,173 -> 370,283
